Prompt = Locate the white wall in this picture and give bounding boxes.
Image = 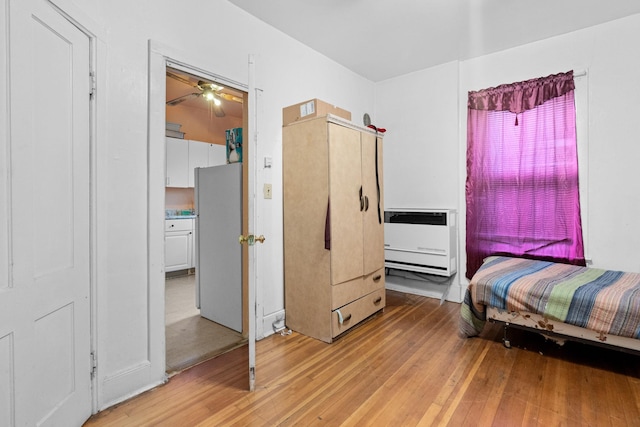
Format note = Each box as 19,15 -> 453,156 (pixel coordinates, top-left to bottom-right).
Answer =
51,0 -> 375,410
375,13 -> 640,301
375,62 -> 462,302
376,62 -> 460,210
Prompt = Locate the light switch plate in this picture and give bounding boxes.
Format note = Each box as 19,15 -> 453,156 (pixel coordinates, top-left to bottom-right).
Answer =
264,183 -> 272,199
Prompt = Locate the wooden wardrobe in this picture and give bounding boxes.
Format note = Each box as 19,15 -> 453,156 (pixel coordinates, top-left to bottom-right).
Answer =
283,114 -> 385,343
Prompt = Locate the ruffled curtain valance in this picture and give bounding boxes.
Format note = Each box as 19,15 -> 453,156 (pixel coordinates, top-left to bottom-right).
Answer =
468,70 -> 575,114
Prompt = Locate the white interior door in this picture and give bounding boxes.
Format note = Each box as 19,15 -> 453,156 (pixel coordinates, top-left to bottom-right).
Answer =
2,0 -> 92,425
195,164 -> 243,332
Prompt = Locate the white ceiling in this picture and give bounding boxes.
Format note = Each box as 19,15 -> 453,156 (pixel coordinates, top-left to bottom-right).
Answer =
229,0 -> 640,82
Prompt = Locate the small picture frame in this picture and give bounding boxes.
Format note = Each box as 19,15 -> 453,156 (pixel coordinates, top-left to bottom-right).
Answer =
226,127 -> 243,164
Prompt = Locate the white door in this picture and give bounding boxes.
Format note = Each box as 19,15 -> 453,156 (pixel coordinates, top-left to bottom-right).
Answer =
2,0 -> 93,425
195,164 -> 243,332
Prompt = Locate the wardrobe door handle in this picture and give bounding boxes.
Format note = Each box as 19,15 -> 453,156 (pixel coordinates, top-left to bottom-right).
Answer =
364,196 -> 369,211
359,186 -> 364,211
374,296 -> 382,305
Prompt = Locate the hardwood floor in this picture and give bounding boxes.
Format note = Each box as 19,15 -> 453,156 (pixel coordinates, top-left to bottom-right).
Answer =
165,275 -> 245,375
85,290 -> 640,426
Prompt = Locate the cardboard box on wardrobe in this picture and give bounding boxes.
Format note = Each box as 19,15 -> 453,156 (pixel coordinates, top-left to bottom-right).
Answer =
282,99 -> 351,126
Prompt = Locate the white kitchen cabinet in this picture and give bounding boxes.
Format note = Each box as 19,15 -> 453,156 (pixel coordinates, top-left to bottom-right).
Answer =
208,143 -> 227,167
166,137 -> 189,187
188,141 -> 210,187
165,219 -> 193,272
166,138 -> 224,188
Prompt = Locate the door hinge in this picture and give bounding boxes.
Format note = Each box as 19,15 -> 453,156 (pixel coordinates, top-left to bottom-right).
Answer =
90,351 -> 97,379
89,72 -> 96,99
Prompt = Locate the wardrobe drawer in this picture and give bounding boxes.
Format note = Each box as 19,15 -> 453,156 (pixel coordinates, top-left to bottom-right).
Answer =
332,268 -> 385,310
331,288 -> 385,338
364,268 -> 385,290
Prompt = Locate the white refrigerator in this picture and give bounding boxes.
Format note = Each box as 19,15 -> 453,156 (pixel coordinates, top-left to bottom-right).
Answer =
194,163 -> 242,332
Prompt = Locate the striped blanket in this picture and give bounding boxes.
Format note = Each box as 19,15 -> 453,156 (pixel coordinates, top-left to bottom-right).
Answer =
459,256 -> 640,339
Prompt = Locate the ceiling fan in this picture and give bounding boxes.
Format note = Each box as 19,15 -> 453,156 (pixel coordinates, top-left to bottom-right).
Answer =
166,72 -> 243,117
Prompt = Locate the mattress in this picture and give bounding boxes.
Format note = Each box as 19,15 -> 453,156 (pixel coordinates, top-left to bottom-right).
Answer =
459,256 -> 640,342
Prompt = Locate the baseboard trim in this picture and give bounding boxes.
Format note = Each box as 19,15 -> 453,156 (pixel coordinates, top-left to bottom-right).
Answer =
259,309 -> 286,340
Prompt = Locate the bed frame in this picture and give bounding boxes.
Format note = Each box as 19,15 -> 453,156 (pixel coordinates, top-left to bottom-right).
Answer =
487,307 -> 640,355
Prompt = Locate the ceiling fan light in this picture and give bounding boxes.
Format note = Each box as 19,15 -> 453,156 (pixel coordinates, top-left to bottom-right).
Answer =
213,97 -> 222,106
203,90 -> 215,101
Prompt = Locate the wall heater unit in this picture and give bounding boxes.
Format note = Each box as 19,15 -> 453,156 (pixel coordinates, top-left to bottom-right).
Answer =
384,209 -> 457,277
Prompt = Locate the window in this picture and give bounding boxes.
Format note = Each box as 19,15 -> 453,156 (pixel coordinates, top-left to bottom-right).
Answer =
465,71 -> 585,279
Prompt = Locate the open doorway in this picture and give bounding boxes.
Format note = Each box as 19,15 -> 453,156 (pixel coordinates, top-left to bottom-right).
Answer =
164,66 -> 248,375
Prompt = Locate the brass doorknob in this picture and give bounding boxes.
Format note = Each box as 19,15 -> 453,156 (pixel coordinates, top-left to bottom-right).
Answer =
238,234 -> 254,245
238,234 -> 266,245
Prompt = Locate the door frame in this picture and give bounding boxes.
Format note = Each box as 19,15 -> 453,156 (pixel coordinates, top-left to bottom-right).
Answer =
148,40 -> 257,388
165,64 -> 248,337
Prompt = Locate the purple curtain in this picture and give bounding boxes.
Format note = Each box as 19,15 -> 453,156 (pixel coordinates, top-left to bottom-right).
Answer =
466,71 -> 585,279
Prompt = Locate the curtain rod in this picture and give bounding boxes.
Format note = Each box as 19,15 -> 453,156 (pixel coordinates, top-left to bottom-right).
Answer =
574,70 -> 587,78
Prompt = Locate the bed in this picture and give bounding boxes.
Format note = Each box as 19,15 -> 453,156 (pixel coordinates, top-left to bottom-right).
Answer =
459,256 -> 640,353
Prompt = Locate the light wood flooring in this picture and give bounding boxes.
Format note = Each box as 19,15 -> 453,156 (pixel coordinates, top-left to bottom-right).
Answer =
87,289 -> 640,426
165,274 -> 245,375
